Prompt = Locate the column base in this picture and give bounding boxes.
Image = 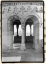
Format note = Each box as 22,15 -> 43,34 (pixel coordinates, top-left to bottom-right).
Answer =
35,44 -> 42,51
20,43 -> 26,50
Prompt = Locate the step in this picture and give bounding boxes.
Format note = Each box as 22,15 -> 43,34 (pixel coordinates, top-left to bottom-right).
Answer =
2,56 -> 21,62
13,43 -> 21,49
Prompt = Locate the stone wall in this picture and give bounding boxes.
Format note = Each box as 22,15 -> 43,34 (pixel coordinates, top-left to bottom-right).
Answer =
2,18 -> 8,52
2,18 -> 13,52
2,2 -> 43,51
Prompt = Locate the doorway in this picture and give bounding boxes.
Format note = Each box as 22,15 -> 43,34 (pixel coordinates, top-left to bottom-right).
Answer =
13,20 -> 21,44
25,19 -> 33,49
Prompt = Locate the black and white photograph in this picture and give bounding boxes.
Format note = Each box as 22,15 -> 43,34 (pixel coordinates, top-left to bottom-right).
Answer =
1,1 -> 44,62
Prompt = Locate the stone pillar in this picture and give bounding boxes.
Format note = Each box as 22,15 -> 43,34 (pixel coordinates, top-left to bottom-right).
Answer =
25,25 -> 26,36
30,25 -> 31,36
20,22 -> 26,50
17,25 -> 19,36
33,24 -> 35,49
33,23 -> 42,50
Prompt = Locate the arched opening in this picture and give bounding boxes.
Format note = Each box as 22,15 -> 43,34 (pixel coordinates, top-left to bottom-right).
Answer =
13,20 -> 21,43
26,24 -> 30,36
14,25 -> 17,36
25,18 -> 33,49
7,15 -> 21,49
25,15 -> 39,49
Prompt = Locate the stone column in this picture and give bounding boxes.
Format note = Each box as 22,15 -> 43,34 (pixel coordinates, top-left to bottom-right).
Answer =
33,24 -> 35,49
20,22 -> 26,50
30,25 -> 31,36
33,23 -> 42,50
17,25 -> 19,36
25,25 -> 26,37
34,23 -> 39,50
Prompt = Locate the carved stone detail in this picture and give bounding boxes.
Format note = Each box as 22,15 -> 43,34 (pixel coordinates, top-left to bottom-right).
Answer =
20,6 -> 25,15
27,6 -> 32,12
13,7 -> 18,13
2,6 -> 43,15
2,2 -> 43,7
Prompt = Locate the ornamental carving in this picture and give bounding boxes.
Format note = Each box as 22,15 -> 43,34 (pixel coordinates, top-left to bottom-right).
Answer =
2,2 -> 43,7
27,6 -> 32,12
7,7 -> 11,13
20,6 -> 25,15
13,7 -> 18,13
8,15 -> 20,22
2,6 -> 43,15
33,7 -> 38,12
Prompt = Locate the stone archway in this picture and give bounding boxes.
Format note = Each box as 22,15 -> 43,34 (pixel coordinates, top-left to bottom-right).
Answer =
7,15 -> 21,49
25,18 -> 33,49
24,15 -> 41,50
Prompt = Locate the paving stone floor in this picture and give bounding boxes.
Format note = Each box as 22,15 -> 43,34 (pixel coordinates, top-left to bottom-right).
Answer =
2,43 -> 43,62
